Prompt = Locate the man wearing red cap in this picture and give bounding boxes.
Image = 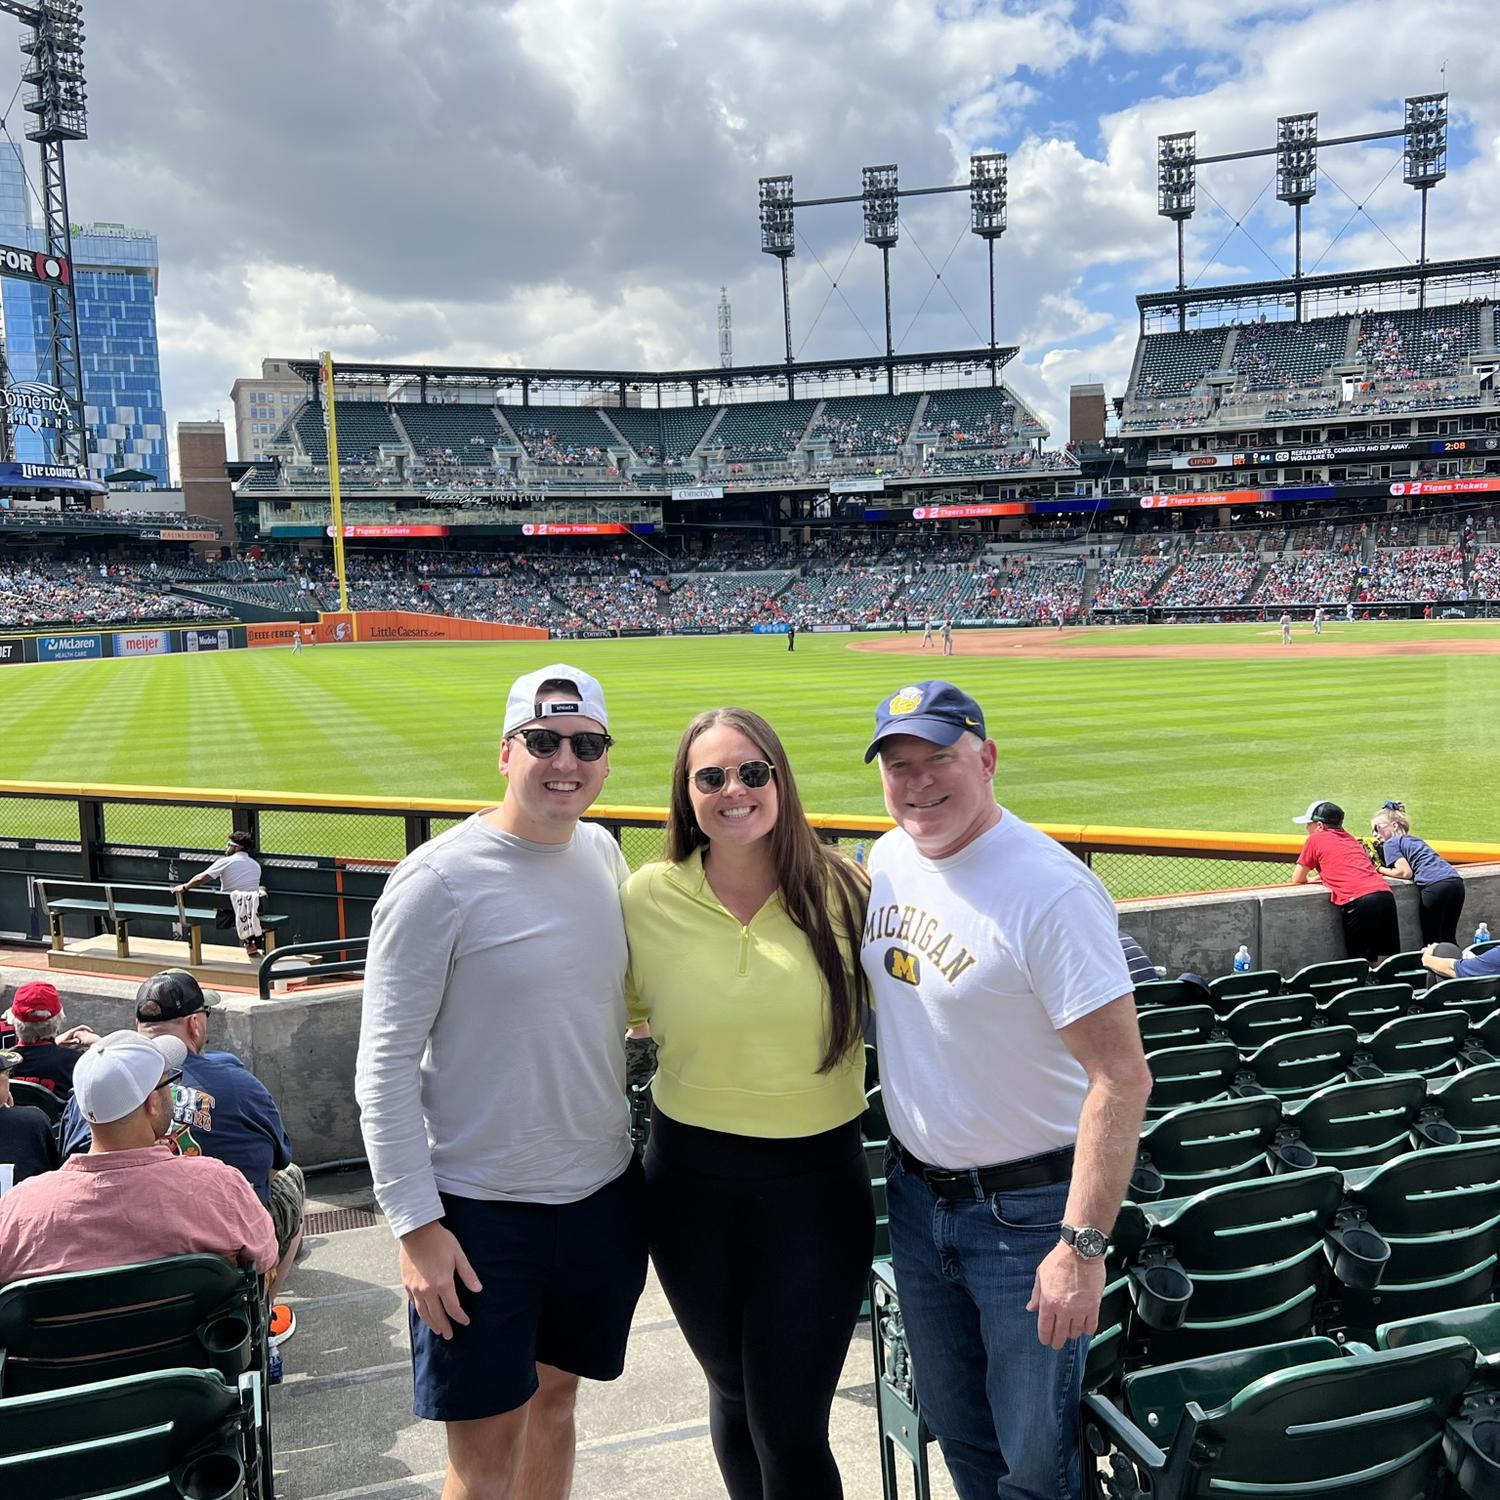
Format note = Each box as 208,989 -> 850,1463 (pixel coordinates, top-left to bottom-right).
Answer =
4,980 -> 94,1095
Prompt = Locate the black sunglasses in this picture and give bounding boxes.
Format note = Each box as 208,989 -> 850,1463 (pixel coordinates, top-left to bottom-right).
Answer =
691,760 -> 775,794
158,1069 -> 183,1092
508,728 -> 613,762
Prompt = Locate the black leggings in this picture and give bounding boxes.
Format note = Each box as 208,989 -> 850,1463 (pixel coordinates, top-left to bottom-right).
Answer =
644,1109 -> 874,1500
1418,877 -> 1466,946
1340,888 -> 1401,963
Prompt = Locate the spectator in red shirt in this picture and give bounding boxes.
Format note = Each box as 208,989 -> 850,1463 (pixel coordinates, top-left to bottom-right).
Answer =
0,1030 -> 277,1285
1290,800 -> 1400,962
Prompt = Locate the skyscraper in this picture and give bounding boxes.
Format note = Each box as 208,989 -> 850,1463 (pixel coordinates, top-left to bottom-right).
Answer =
0,142 -> 167,486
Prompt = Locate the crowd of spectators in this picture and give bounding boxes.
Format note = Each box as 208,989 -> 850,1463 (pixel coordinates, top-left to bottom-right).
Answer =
0,561 -> 222,629
1091,558 -> 1173,611
1357,546 -> 1466,602
517,426 -> 610,468
1470,547 -> 1500,599
1357,316 -> 1470,380
1252,554 -> 1356,606
1153,556 -> 1260,610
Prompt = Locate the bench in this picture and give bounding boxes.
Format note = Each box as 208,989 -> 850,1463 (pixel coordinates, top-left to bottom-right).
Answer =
36,880 -> 289,967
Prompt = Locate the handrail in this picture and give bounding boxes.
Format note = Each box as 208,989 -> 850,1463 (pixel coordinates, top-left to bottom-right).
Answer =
3,779 -> 1499,866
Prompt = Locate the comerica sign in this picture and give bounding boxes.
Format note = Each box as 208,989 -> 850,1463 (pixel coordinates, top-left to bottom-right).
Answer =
0,381 -> 74,432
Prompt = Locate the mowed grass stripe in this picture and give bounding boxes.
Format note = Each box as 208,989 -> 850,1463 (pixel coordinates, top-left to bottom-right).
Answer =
0,626 -> 1494,846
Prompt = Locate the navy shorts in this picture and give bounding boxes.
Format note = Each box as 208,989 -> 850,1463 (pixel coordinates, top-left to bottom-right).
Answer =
410,1156 -> 647,1422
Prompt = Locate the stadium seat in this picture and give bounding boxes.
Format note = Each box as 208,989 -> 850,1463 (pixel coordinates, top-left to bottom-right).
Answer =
1083,1202 -> 1150,1398
1275,1074 -> 1428,1173
1131,1095 -> 1282,1203
1377,1301 -> 1500,1359
1122,1167 -> 1381,1363
1080,1336 -> 1476,1500
0,1365 -> 258,1500
1358,1008 -> 1477,1080
1368,950 -> 1429,989
1144,1041 -> 1241,1117
1427,1060 -> 1500,1143
1233,1025 -> 1360,1103
869,1262 -> 934,1500
1137,1003 -> 1218,1053
1338,1141 -> 1500,1339
1419,974 -> 1500,1024
6,1079 -> 64,1123
1217,992 -> 1315,1052
1318,982 -> 1414,1038
1286,959 -> 1369,1006
1130,978 -> 1204,1011
1208,970 -> 1281,1008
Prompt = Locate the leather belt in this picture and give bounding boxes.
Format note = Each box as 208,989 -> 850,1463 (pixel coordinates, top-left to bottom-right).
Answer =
893,1139 -> 1074,1201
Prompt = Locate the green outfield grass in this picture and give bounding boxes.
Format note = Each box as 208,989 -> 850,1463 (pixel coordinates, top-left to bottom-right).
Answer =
0,621 -> 1496,860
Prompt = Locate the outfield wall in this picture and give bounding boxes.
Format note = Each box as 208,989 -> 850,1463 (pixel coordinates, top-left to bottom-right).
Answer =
0,624 -> 245,664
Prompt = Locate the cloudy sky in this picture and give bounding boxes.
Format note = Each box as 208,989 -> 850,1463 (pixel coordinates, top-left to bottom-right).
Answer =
22,0 -> 1500,465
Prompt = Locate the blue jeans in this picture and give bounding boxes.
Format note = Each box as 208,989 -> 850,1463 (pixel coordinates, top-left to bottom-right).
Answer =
885,1148 -> 1084,1500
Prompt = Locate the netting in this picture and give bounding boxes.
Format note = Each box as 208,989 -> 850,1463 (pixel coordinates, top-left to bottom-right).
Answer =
258,810 -> 406,862
102,801 -> 231,853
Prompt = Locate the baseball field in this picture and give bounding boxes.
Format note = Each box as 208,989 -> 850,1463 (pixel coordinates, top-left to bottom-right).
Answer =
0,621 -> 1496,859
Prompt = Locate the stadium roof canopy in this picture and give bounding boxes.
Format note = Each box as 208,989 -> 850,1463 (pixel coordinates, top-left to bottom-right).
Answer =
284,345 -> 1019,405
1136,253 -> 1500,333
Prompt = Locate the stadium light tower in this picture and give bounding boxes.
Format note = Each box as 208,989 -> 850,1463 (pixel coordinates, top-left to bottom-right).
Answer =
3,0 -> 86,467
758,174 -> 796,395
1157,132 -> 1196,331
1404,92 -> 1448,306
862,164 -> 899,392
1276,112 -> 1318,314
969,152 -> 1007,388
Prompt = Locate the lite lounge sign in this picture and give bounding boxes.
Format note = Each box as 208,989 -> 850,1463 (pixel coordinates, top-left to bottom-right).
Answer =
1,381 -> 74,432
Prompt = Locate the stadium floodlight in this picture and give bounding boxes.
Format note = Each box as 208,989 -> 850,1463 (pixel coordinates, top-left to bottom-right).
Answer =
1276,112 -> 1318,205
758,175 -> 795,258
969,152 -> 1007,239
1403,92 -> 1448,188
862,164 -> 899,248
1156,132 -> 1196,221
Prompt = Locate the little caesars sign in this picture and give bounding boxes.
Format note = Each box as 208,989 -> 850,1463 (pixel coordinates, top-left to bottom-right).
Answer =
1,381 -> 74,432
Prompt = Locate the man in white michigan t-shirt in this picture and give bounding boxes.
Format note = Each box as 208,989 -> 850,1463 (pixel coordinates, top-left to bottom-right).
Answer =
860,680 -> 1151,1500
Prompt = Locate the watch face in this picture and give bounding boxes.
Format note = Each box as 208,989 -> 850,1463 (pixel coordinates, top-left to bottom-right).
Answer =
1073,1227 -> 1109,1259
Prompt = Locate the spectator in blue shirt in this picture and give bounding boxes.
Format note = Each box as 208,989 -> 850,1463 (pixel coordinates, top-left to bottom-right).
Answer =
1372,805 -> 1465,945
1423,943 -> 1500,982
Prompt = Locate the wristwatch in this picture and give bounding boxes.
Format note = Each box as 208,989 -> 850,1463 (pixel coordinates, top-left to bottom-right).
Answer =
1059,1223 -> 1110,1260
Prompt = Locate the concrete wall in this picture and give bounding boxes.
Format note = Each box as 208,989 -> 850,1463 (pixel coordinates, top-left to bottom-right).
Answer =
9,865 -> 1499,1168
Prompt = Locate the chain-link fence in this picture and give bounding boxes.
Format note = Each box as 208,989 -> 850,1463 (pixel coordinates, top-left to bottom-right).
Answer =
259,809 -> 406,862
101,801 -> 232,853
1088,853 -> 1297,903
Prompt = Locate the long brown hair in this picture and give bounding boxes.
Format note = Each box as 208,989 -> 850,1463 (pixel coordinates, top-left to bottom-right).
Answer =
667,707 -> 870,1073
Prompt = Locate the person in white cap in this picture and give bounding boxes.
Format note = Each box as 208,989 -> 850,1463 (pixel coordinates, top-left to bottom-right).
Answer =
0,1030 -> 276,1285
356,663 -> 646,1497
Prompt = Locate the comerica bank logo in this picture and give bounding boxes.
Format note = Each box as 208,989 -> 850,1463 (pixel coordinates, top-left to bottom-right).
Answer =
1,381 -> 73,431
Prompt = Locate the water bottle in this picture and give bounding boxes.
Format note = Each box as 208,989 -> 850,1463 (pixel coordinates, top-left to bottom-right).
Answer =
854,842 -> 866,867
1478,923 -> 1492,947
1233,945 -> 1252,974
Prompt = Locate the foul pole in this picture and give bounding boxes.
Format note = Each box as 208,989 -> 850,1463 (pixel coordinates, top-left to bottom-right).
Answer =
319,350 -> 351,620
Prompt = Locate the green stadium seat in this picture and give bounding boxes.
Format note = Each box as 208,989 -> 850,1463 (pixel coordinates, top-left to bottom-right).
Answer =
6,1080 -> 63,1123
1338,1141 -> 1500,1340
1208,970 -> 1281,1008
1377,1301 -> 1500,1359
1418,974 -> 1500,1024
1276,1074 -> 1429,1173
1217,992 -> 1315,1052
1144,1041 -> 1241,1117
1318,981 -> 1414,1038
0,1365 -> 256,1500
1359,1008 -> 1476,1080
1233,1025 -> 1360,1103
1286,958 -> 1369,1006
1125,1167 -> 1376,1362
869,1262 -> 933,1500
1137,1004 -> 1217,1053
1426,1061 -> 1500,1144
1081,1336 -> 1476,1500
1368,950 -> 1429,989
1131,1095 -> 1282,1203
1083,1202 -> 1149,1398
1132,978 -> 1206,1011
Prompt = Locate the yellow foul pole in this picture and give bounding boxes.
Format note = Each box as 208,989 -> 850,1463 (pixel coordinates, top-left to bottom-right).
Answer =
320,351 -> 351,619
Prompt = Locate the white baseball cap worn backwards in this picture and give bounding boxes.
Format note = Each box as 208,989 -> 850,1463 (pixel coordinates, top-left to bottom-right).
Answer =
503,664 -> 608,738
73,1030 -> 188,1125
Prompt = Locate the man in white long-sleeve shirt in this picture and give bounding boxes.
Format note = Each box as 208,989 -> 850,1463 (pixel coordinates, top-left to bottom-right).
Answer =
356,663 -> 645,1500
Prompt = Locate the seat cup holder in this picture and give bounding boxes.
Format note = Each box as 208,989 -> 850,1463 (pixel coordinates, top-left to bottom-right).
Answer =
1445,1409 -> 1500,1500
197,1312 -> 253,1376
1269,1138 -> 1317,1172
1128,1255 -> 1193,1330
1326,1221 -> 1391,1290
1416,1114 -> 1462,1148
1129,1159 -> 1165,1202
175,1450 -> 245,1500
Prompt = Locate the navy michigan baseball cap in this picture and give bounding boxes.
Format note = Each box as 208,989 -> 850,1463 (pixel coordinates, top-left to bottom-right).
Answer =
864,680 -> 987,763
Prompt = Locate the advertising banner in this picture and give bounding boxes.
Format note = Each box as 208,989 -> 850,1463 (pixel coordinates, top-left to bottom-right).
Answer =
1390,477 -> 1500,497
180,628 -> 234,652
158,529 -> 219,543
35,633 -> 102,662
0,636 -> 26,665
911,502 -> 1027,520
1140,491 -> 1263,510
111,629 -> 169,657
830,477 -> 885,494
670,485 -> 723,501
326,524 -> 449,538
521,522 -> 632,536
246,622 -> 306,649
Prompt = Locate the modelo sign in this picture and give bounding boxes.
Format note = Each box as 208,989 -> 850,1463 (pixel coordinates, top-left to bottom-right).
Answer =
112,629 -> 169,657
35,633 -> 101,662
182,628 -> 233,652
